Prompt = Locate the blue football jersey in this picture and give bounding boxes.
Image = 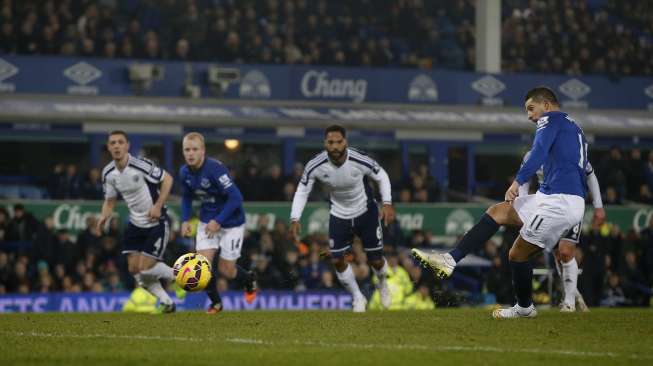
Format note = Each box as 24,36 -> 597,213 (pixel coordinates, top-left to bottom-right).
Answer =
516,111 -> 588,198
179,158 -> 245,227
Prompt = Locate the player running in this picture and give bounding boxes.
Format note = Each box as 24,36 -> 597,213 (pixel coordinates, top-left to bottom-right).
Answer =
413,87 -> 588,318
289,124 -> 396,312
179,132 -> 257,314
519,151 -> 604,312
98,130 -> 179,313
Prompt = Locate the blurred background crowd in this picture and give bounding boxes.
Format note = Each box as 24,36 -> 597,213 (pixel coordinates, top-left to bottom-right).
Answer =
1,0 -> 652,76
2,194 -> 652,308
1,0 -> 653,309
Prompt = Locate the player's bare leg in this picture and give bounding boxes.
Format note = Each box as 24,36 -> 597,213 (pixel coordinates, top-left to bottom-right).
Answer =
369,257 -> 391,309
413,201 -> 522,279
198,249 -> 223,314
217,257 -> 258,304
333,257 -> 366,312
128,253 -> 175,313
493,236 -> 540,319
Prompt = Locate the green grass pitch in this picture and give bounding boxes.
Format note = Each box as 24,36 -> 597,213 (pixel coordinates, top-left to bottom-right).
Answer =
1,309 -> 652,366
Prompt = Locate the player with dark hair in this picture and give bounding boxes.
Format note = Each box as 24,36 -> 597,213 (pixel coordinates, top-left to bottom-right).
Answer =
98,130 -> 178,313
519,150 -> 604,312
179,132 -> 257,314
413,87 -> 589,318
289,124 -> 396,312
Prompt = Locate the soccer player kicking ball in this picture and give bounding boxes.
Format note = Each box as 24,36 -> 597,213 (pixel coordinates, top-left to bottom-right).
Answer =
179,132 -> 257,314
518,151 -> 604,312
413,87 -> 588,319
289,125 -> 395,313
98,130 -> 179,313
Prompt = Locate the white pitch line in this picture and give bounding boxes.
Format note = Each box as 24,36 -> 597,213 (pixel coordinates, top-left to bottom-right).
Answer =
3,331 -> 650,361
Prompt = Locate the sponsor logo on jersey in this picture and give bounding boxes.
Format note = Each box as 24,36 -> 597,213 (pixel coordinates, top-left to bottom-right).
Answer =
301,70 -> 367,103
63,62 -> 102,95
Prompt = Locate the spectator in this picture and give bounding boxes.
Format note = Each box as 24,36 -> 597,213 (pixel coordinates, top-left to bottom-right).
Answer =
63,164 -> 82,199
238,161 -> 262,201
626,149 -> 646,201
260,164 -> 285,201
82,168 -> 104,200
0,208 -> 8,245
646,151 -> 653,194
47,163 -> 66,199
600,273 -> 627,307
6,204 -> 39,243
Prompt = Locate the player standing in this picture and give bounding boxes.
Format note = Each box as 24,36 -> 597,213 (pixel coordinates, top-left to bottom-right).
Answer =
97,130 -> 178,313
413,87 -> 588,318
289,125 -> 396,312
519,151 -> 604,312
179,132 -> 257,314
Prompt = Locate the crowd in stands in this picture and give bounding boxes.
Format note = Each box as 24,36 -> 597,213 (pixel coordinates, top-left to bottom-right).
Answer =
1,0 -> 652,76
9,144 -> 653,206
502,0 -> 653,77
1,196 -> 651,308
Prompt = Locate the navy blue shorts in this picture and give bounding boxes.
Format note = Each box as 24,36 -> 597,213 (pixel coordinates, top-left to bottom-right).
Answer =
328,205 -> 383,260
122,219 -> 170,259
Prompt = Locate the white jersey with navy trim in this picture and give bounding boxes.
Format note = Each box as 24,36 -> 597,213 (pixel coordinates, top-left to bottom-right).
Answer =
291,148 -> 392,220
102,154 -> 165,228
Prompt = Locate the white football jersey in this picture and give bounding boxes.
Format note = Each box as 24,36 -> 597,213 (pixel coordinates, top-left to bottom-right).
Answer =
102,155 -> 166,228
291,148 -> 392,220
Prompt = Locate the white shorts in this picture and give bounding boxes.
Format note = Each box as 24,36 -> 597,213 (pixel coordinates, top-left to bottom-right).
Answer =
195,222 -> 245,261
512,191 -> 585,251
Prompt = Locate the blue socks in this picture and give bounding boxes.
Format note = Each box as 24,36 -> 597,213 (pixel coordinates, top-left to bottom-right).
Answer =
510,260 -> 533,307
234,264 -> 251,288
449,214 -> 500,262
205,269 -> 222,305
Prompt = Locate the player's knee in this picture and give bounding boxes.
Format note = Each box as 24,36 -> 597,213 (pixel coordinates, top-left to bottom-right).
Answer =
486,203 -> 506,224
218,261 -> 236,279
558,245 -> 575,263
508,247 -> 528,262
369,257 -> 384,270
331,257 -> 347,272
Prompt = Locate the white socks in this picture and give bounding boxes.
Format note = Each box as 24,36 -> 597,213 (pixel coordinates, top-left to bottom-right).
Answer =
561,258 -> 579,306
372,259 -> 388,288
133,262 -> 176,306
140,274 -> 173,305
336,264 -> 364,300
140,262 -> 175,281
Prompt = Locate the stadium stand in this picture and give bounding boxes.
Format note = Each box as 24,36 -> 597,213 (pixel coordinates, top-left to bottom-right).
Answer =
0,0 -> 652,309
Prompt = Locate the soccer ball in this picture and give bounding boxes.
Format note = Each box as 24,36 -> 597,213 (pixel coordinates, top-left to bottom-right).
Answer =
173,253 -> 212,292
